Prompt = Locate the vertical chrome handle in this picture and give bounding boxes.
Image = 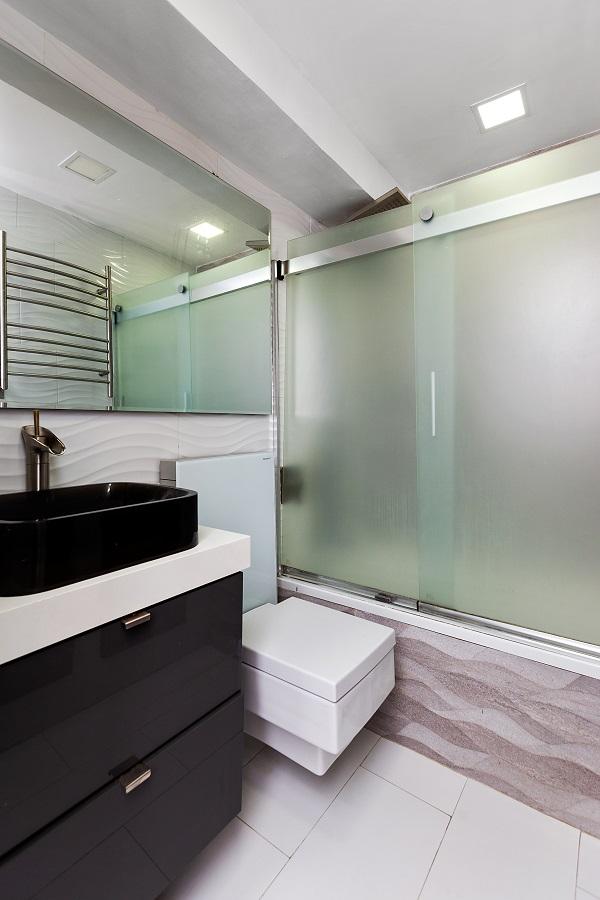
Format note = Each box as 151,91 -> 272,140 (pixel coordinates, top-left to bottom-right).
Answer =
0,230 -> 8,394
430,370 -> 437,437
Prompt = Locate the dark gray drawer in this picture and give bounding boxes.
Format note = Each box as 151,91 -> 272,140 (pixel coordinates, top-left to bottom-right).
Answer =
0,692 -> 243,900
0,573 -> 242,857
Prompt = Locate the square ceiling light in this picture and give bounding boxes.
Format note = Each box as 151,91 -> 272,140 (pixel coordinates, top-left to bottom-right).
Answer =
190,221 -> 224,239
59,151 -> 116,183
472,85 -> 528,131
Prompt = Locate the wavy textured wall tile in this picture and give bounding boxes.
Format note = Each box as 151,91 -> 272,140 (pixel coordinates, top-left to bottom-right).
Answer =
287,590 -> 600,839
0,410 -> 271,493
178,414 -> 272,458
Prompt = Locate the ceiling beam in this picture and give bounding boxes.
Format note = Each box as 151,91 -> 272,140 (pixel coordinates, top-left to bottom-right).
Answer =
166,0 -> 397,201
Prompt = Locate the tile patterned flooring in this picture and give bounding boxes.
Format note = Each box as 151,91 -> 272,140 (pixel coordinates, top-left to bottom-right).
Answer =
290,591 -> 600,840
164,730 -> 599,900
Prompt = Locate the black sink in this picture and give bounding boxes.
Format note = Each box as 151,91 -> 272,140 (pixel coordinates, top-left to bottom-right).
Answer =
0,482 -> 198,596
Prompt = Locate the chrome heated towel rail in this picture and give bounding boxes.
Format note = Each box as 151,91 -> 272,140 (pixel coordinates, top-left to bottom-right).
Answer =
0,230 -> 113,400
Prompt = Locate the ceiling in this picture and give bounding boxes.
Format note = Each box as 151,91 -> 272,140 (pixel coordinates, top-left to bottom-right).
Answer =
5,0 -> 600,221
237,0 -> 600,194
4,0 -> 374,225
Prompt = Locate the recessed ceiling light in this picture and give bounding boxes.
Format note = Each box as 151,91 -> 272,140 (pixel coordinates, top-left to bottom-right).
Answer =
472,85 -> 528,131
59,151 -> 116,183
190,221 -> 224,239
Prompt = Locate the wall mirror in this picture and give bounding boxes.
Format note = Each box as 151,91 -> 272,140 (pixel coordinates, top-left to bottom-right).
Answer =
0,39 -> 272,414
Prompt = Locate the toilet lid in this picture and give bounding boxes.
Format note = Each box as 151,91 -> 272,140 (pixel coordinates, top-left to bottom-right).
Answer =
242,597 -> 395,702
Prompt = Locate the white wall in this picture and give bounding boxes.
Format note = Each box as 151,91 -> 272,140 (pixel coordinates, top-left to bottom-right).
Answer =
0,1 -> 319,492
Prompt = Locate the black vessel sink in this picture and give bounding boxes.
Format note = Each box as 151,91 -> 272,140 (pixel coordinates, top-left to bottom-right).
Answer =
0,482 -> 198,596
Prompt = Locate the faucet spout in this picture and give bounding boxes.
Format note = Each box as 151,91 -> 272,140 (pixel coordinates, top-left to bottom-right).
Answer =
21,410 -> 66,491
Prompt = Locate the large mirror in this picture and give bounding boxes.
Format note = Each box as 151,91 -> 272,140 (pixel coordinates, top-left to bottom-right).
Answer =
0,39 -> 272,414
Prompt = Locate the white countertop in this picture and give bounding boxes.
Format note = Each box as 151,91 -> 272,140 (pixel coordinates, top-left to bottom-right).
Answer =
0,525 -> 250,666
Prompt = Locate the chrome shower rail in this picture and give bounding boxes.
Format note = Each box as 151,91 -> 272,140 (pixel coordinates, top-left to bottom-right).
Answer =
0,231 -> 113,400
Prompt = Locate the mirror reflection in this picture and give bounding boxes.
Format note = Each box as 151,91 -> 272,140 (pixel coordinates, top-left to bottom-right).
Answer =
0,43 -> 272,414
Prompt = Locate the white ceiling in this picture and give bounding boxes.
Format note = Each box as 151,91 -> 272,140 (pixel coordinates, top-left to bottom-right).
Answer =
237,0 -> 600,194
5,0 -> 600,220
4,0 -> 375,224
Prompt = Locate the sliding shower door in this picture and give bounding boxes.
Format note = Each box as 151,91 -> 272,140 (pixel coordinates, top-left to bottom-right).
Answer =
281,211 -> 418,600
415,187 -> 600,644
282,134 -> 600,644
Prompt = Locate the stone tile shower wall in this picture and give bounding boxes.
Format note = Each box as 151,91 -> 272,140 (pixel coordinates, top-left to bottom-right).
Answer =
286,590 -> 600,839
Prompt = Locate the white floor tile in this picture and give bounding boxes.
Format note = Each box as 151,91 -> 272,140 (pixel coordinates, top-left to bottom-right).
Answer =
579,833 -> 600,898
577,889 -> 598,900
362,738 -> 466,814
420,779 -> 579,900
243,734 -> 264,766
162,818 -> 286,900
239,728 -> 378,856
263,766 -> 448,900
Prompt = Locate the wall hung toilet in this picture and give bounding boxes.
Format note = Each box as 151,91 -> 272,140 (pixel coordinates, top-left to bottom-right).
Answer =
243,597 -> 396,774
167,453 -> 397,775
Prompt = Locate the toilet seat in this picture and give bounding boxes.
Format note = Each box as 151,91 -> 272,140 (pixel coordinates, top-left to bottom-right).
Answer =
242,597 -> 396,774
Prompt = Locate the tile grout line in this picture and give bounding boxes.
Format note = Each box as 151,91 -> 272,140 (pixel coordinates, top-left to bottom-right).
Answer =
417,776 -> 470,900
234,814 -> 291,858
359,758 -> 466,818
243,744 -> 266,769
575,830 -> 600,900
257,734 -> 381,898
575,830 -> 582,900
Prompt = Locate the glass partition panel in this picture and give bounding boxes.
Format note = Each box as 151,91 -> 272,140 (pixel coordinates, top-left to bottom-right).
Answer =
189,283 -> 271,413
114,273 -> 191,411
281,241 -> 418,598
188,250 -> 272,414
415,192 -> 600,643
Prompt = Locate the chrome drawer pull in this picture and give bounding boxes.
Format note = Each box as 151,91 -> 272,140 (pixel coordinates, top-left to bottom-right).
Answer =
119,763 -> 152,794
121,609 -> 151,630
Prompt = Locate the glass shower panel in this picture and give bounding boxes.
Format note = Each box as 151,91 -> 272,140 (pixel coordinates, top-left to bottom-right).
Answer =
415,193 -> 600,643
114,272 -> 191,411
281,244 -> 418,598
189,281 -> 271,413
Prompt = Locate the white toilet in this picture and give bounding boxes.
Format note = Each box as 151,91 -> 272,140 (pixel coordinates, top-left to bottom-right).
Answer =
167,452 -> 397,775
242,596 -> 395,774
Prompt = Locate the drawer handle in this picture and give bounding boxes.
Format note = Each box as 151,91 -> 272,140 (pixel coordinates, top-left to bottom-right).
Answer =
119,762 -> 152,794
121,610 -> 151,630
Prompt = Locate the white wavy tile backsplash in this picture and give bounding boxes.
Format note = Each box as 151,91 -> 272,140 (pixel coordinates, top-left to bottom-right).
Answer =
0,410 -> 272,493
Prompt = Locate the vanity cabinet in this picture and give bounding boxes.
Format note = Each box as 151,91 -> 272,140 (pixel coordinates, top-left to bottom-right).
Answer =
0,572 -> 243,899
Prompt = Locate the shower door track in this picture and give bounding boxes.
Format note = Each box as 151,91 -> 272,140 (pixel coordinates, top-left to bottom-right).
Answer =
279,570 -> 600,669
418,602 -> 600,662
279,566 -> 418,610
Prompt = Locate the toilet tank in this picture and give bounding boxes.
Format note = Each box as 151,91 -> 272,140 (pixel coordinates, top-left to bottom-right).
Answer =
161,453 -> 277,612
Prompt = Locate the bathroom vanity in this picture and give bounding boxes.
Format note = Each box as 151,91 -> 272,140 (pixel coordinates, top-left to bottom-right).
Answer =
0,485 -> 250,900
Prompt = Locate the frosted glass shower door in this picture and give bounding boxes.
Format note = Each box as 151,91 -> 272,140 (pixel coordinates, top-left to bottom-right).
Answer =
114,272 -> 191,411
415,193 -> 600,644
281,237 -> 418,600
189,282 -> 271,413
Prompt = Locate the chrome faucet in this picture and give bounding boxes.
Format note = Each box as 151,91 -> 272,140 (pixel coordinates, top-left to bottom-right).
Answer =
21,410 -> 66,491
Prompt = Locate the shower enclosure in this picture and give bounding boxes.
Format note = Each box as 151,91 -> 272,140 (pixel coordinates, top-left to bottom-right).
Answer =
280,132 -> 600,650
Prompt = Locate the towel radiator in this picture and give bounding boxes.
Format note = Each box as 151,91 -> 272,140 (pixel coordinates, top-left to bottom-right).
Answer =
0,229 -> 113,402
